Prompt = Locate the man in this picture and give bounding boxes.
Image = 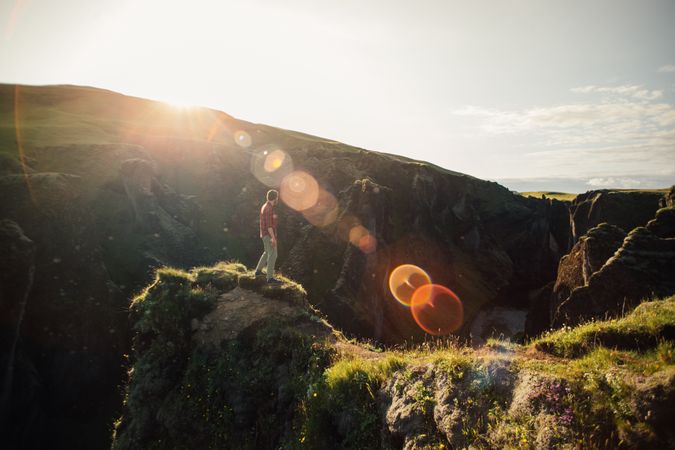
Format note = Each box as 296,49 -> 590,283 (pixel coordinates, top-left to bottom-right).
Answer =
254,189 -> 282,284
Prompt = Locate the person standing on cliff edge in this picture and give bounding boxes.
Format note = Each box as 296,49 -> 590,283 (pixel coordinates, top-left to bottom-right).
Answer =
255,189 -> 282,284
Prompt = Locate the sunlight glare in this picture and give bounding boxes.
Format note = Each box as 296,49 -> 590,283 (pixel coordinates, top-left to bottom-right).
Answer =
411,284 -> 464,335
302,189 -> 339,227
234,130 -> 252,148
280,170 -> 319,211
264,150 -> 286,172
388,264 -> 431,306
251,146 -> 293,187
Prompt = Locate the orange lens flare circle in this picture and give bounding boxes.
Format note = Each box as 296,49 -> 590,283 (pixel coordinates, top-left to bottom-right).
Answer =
388,264 -> 431,306
358,233 -> 377,254
264,150 -> 286,172
250,147 -> 293,187
302,189 -> 339,227
411,284 -> 464,335
348,225 -> 376,254
280,170 -> 320,211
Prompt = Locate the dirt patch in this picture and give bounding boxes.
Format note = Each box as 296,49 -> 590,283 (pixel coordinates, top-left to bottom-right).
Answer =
192,286 -> 301,345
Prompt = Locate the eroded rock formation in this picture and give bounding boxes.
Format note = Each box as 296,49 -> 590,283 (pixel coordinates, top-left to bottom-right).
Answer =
569,190 -> 663,242
548,224 -> 626,324
553,218 -> 675,327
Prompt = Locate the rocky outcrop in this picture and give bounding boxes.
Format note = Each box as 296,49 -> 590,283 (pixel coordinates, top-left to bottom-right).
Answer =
548,223 -> 626,325
569,190 -> 663,242
112,266 -> 337,450
553,223 -> 675,327
647,207 -> 675,238
660,185 -> 675,208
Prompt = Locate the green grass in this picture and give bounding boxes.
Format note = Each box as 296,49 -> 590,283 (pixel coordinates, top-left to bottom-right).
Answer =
531,297 -> 675,358
237,271 -> 308,306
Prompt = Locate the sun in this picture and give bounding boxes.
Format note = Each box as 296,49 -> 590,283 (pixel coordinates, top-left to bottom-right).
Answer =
155,92 -> 200,111
163,98 -> 197,110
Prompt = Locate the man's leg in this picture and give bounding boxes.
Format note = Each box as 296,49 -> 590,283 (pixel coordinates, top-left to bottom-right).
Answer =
266,239 -> 277,280
254,236 -> 270,273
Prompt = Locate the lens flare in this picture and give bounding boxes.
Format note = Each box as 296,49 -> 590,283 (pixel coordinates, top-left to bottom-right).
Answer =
250,147 -> 293,187
302,189 -> 339,227
358,233 -> 377,254
337,215 -> 359,242
234,130 -> 252,148
264,150 -> 286,172
280,170 -> 319,211
410,284 -> 464,335
388,264 -> 431,306
348,225 -> 368,246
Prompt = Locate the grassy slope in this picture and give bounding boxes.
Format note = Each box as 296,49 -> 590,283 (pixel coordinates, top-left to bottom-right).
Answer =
305,296 -> 674,448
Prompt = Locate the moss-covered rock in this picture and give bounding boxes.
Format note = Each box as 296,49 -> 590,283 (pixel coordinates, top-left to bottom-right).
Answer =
113,263 -> 336,449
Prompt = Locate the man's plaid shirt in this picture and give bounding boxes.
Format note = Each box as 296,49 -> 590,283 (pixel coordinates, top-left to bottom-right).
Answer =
259,201 -> 277,238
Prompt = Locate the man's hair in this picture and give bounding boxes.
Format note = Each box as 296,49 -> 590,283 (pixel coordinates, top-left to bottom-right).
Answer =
267,189 -> 279,202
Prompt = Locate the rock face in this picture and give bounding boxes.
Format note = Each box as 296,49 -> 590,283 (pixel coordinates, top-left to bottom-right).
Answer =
547,223 -> 626,326
0,162 -> 130,448
553,218 -> 675,327
279,165 -> 571,343
647,207 -> 675,238
0,220 -> 36,446
569,190 -> 663,242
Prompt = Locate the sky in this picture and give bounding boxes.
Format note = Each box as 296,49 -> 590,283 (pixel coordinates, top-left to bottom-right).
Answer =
1,0 -> 674,192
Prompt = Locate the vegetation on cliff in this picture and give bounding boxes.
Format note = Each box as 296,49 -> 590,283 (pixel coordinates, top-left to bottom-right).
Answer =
113,263 -> 674,449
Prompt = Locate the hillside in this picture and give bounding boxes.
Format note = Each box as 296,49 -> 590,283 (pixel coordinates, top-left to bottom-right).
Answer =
0,83 -> 577,348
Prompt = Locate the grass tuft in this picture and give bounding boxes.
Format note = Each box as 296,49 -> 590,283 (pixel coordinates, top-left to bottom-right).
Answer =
532,297 -> 675,358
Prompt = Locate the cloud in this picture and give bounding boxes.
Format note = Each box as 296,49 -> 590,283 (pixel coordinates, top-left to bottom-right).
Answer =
453,102 -> 675,140
586,177 -> 642,189
570,84 -> 662,100
658,64 -> 675,73
453,81 -> 675,180
494,175 -> 674,194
